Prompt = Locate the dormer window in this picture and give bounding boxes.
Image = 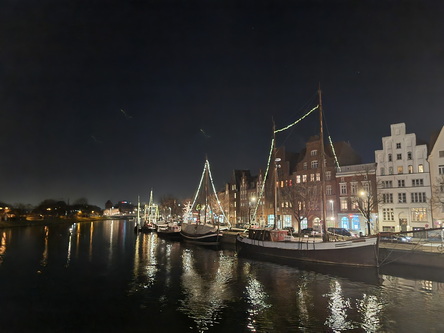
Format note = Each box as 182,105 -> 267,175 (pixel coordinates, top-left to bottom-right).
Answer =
311,150 -> 317,156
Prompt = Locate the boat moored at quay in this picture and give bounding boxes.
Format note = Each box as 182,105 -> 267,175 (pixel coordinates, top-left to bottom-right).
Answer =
236,88 -> 380,267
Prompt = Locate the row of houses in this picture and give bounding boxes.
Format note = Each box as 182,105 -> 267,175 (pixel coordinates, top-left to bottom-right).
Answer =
215,123 -> 444,236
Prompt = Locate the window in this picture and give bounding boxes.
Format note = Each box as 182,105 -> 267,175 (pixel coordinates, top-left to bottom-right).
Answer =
397,153 -> 402,160
311,150 -> 317,156
411,208 -> 427,221
411,192 -> 426,203
388,154 -> 392,162
382,180 -> 393,188
310,174 -> 315,182
340,198 -> 348,210
439,151 -> 444,158
383,208 -> 394,221
407,152 -> 412,160
398,193 -> 406,203
340,183 -> 347,195
383,193 -> 393,203
350,182 -> 357,195
326,185 -> 332,195
296,175 -> 301,183
418,164 -> 424,173
412,179 -> 424,187
396,143 -> 401,149
311,160 -> 318,169
408,165 -> 413,174
398,180 -> 405,187
389,167 -> 393,175
397,166 -> 403,174
302,174 -> 307,182
380,167 -> 385,175
439,165 -> 444,175
440,183 -> 444,193
363,181 -> 370,193
325,171 -> 331,181
303,162 -> 307,170
316,173 -> 320,181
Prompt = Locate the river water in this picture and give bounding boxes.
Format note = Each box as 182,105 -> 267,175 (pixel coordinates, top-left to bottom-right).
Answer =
0,219 -> 443,332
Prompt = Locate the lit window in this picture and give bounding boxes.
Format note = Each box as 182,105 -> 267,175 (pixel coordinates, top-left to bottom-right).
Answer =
408,165 -> 413,174
316,173 -> 320,181
418,164 -> 424,173
398,166 -> 403,174
310,174 -> 315,182
302,175 -> 307,182
411,208 -> 427,221
296,175 -> 301,183
340,198 -> 348,210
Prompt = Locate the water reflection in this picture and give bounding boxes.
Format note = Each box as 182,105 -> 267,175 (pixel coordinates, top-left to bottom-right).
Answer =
40,226 -> 48,267
179,246 -> 235,332
2,220 -> 444,332
0,231 -> 7,265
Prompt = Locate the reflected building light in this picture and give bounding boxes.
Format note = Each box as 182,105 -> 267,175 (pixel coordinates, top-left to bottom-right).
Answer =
0,231 -> 7,265
324,280 -> 354,331
108,220 -> 114,265
356,294 -> 383,332
296,283 -> 310,326
245,276 -> 271,332
40,226 -> 48,267
66,228 -> 73,267
179,248 -> 228,332
89,222 -> 94,261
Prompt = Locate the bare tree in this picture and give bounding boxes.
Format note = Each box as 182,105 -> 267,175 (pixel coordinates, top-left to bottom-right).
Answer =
350,169 -> 381,235
281,181 -> 321,234
430,175 -> 444,219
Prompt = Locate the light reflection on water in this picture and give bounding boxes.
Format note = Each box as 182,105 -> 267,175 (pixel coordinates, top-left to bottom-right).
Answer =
1,219 -> 444,332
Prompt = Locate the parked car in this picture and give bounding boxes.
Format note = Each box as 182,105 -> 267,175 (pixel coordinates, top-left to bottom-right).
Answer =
300,228 -> 321,237
327,227 -> 352,237
379,233 -> 412,243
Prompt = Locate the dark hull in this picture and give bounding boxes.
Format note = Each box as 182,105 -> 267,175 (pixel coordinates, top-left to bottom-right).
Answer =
236,235 -> 379,267
157,231 -> 182,241
180,231 -> 222,245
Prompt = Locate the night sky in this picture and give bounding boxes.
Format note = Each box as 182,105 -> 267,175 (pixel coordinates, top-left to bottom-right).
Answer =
1,0 -> 443,208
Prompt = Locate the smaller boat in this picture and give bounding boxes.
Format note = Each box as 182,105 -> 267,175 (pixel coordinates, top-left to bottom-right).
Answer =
140,221 -> 157,233
157,222 -> 182,241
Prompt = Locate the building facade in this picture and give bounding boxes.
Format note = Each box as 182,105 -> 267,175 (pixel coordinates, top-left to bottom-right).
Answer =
335,163 -> 378,235
428,126 -> 444,226
375,123 -> 432,232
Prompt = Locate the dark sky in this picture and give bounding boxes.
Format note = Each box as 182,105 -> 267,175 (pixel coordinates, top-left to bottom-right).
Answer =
1,0 -> 443,208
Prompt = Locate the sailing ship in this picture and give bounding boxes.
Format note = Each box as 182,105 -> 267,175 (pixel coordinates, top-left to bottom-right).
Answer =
180,159 -> 226,245
140,190 -> 158,233
236,88 -> 379,267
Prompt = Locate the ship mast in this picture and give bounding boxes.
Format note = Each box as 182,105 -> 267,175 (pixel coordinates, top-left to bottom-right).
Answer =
319,86 -> 329,242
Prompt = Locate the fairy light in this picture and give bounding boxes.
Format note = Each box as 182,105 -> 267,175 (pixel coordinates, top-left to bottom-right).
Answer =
252,137 -> 275,222
187,161 -> 207,222
328,135 -> 341,171
274,105 -> 319,133
206,159 -> 229,226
